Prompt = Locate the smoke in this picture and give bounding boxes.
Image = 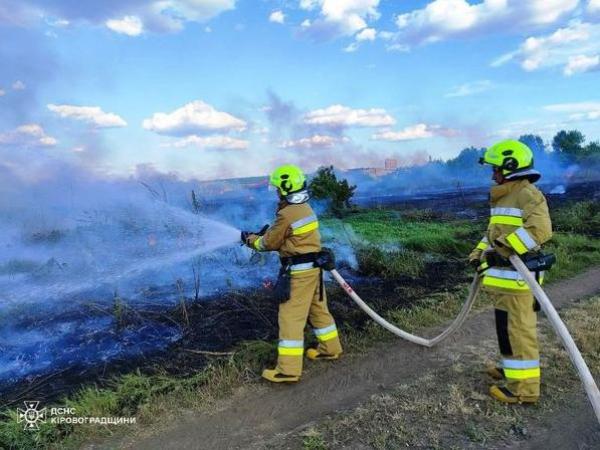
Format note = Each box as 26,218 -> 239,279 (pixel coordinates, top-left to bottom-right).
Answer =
0,161 -> 261,388
2,127 -> 598,390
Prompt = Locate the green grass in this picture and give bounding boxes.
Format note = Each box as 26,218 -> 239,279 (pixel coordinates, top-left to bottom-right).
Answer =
356,246 -> 427,278
323,209 -> 481,257
544,233 -> 600,283
0,341 -> 275,450
551,200 -> 600,237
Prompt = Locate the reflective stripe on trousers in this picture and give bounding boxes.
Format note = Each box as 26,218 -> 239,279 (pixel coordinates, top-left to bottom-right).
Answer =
313,323 -> 339,342
278,339 -> 304,356
503,358 -> 541,380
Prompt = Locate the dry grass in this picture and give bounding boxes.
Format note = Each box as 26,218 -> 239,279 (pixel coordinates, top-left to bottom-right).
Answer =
275,295 -> 600,449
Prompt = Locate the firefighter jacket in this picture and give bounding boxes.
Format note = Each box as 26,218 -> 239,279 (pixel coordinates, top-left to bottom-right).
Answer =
470,178 -> 553,295
247,199 -> 321,265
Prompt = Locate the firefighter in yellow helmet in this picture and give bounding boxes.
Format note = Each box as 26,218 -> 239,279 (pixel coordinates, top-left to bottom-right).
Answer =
469,140 -> 553,403
242,165 -> 343,383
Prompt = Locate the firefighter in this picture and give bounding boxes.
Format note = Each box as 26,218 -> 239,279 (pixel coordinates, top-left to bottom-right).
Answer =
469,140 -> 553,404
242,164 -> 343,383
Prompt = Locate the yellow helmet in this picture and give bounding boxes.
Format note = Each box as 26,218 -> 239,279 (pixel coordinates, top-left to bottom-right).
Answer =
269,164 -> 306,195
480,139 -> 540,181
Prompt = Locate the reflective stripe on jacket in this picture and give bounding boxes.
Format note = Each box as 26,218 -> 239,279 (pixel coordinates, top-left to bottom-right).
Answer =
471,179 -> 553,295
248,199 -> 322,261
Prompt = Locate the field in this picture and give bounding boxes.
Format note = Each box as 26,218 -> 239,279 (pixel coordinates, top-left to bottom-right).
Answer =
1,197 -> 600,449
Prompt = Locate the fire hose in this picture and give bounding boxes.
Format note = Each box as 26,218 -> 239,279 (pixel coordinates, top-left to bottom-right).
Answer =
241,228 -> 600,421
329,258 -> 600,424
329,269 -> 480,348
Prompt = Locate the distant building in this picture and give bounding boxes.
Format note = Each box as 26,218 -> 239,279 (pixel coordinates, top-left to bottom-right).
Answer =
384,159 -> 398,170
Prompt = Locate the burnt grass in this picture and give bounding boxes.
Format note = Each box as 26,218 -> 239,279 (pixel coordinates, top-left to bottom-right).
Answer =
3,180 -> 597,411
1,260 -> 468,410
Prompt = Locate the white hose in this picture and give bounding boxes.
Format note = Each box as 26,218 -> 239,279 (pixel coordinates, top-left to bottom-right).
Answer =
329,269 -> 481,348
509,255 -> 600,424
331,260 -> 600,423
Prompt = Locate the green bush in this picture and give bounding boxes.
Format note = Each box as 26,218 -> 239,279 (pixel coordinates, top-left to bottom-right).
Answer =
551,201 -> 600,237
309,166 -> 356,216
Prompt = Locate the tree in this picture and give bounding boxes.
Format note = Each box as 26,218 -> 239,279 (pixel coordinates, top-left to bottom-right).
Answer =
309,166 -> 356,216
445,147 -> 484,170
585,141 -> 600,156
519,134 -> 546,155
519,134 -> 550,166
552,130 -> 586,160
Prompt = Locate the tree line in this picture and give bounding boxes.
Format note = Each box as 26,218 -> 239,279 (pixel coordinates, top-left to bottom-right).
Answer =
310,129 -> 600,215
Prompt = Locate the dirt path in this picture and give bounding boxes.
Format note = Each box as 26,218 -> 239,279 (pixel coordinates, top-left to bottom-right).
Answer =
505,392 -> 600,450
114,268 -> 600,450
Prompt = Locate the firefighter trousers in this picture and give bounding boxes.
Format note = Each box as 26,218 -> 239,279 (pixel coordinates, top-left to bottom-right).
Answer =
493,292 -> 540,398
276,269 -> 342,376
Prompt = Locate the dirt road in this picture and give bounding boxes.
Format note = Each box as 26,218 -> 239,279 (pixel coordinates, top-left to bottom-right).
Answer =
112,268 -> 600,450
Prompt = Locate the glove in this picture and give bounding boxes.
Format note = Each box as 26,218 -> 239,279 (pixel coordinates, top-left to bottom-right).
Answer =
243,233 -> 259,248
484,250 -> 508,267
492,239 -> 513,258
240,230 -> 250,244
469,258 -> 481,269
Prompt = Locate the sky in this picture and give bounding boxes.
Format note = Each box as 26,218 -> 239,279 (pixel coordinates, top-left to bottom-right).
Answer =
1,0 -> 600,181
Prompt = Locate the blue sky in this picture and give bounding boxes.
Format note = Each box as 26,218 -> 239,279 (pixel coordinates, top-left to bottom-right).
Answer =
1,0 -> 600,181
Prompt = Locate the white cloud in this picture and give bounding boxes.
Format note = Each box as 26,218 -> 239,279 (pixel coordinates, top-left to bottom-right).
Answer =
445,80 -> 494,97
6,0 -> 236,34
589,0 -> 600,13
12,80 -> 26,90
544,101 -> 600,121
344,26 -> 376,51
304,104 -> 395,128
564,54 -> 600,76
106,15 -> 143,36
170,135 -> 248,150
356,27 -> 376,41
343,42 -> 359,52
0,89 -> 5,97
300,0 -> 380,39
372,123 -> 457,141
142,100 -> 246,136
300,0 -> 319,10
0,124 -> 57,147
46,18 -> 70,27
269,10 -> 285,24
48,104 -> 128,128
493,21 -> 600,76
279,134 -> 349,149
390,0 -> 578,48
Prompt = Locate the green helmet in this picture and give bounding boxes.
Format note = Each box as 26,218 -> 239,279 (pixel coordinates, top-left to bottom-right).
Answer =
479,140 -> 537,178
269,164 -> 306,195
